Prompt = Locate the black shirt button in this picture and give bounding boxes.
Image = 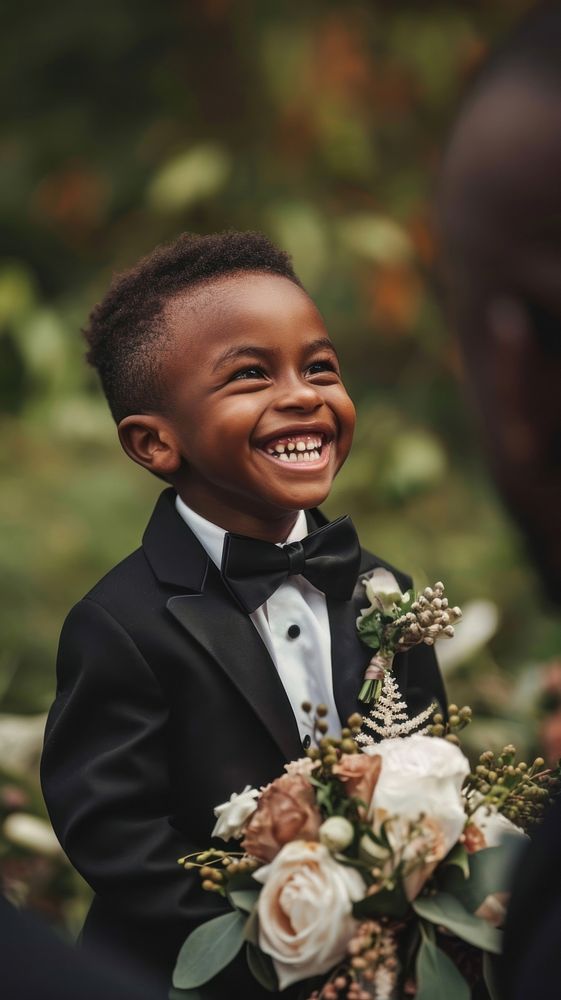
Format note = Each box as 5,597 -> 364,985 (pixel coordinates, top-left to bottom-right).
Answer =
302,735 -> 311,750
287,624 -> 301,639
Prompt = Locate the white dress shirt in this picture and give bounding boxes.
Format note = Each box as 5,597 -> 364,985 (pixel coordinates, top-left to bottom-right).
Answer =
175,496 -> 340,742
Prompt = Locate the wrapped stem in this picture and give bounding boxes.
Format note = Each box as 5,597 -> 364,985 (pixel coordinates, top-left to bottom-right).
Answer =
359,651 -> 395,705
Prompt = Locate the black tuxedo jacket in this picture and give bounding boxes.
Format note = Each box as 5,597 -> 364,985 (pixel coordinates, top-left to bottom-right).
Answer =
501,796 -> 561,999
41,489 -> 445,997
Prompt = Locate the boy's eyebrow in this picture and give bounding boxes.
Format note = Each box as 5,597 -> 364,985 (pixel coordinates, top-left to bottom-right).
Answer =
211,337 -> 338,373
211,345 -> 272,372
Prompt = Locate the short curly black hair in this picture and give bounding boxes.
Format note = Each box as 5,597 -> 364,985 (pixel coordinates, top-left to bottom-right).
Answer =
83,230 -> 302,422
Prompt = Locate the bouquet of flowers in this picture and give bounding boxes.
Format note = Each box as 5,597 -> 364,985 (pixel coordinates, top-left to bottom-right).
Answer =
172,575 -> 560,999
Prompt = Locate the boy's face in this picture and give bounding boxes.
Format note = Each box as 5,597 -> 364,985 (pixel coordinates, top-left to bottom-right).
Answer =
160,273 -> 355,537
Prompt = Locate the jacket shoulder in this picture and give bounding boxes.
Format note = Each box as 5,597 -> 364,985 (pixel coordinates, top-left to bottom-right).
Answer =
358,547 -> 413,593
75,546 -> 162,628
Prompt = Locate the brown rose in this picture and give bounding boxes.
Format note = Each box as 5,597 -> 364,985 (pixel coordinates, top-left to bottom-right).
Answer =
242,774 -> 321,862
463,822 -> 487,854
333,753 -> 382,814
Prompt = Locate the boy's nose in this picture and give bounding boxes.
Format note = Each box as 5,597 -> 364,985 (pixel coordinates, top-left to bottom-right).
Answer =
274,377 -> 324,411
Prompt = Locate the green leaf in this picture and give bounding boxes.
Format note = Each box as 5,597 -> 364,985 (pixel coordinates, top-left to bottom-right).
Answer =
415,923 -> 470,1000
468,838 -> 524,903
353,882 -> 409,920
243,907 -> 260,946
483,951 -> 502,1000
412,892 -> 502,954
246,943 -> 279,992
228,888 -> 259,914
227,868 -> 260,893
439,840 -> 524,912
146,143 -> 231,212
172,911 -> 245,989
443,843 -> 470,879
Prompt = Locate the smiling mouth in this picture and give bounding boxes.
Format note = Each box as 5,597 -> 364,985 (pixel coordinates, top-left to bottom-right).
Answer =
259,433 -> 330,466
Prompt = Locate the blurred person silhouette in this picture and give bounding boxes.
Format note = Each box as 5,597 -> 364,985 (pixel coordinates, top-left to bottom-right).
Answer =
439,3 -> 561,997
1,891 -> 160,999
538,660 -> 561,766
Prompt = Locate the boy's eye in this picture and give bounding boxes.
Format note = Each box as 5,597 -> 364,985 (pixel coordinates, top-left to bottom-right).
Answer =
231,366 -> 267,381
307,358 -> 339,376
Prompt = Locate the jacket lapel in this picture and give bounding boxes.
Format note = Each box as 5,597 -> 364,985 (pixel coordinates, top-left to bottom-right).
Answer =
328,565 -> 379,726
143,490 -> 303,762
304,509 -> 373,726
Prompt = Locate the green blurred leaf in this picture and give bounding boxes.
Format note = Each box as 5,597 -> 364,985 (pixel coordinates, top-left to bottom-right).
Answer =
246,943 -> 278,992
338,214 -> 412,265
353,882 -> 409,920
228,888 -> 259,914
413,891 -> 502,954
440,842 -> 525,913
17,309 -> 68,385
483,951 -> 502,1000
415,922 -> 470,1000
443,843 -> 470,880
172,911 -> 245,989
268,201 -> 328,290
0,264 -> 36,323
147,144 -> 231,212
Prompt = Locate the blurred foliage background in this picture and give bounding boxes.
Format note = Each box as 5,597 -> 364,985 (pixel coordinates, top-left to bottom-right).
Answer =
3,0 -> 561,932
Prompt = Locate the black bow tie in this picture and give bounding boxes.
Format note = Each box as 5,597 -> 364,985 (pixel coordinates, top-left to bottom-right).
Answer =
220,515 -> 361,614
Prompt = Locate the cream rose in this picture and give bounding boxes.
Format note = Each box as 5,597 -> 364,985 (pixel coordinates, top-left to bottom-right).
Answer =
363,568 -> 406,614
365,734 -> 470,854
253,840 -> 365,989
211,785 -> 259,841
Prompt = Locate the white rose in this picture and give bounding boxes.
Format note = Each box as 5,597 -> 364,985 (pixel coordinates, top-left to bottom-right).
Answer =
319,816 -> 354,852
472,805 -> 526,848
363,568 -> 405,614
364,734 -> 470,854
3,813 -> 62,857
211,785 -> 259,841
253,840 -> 365,989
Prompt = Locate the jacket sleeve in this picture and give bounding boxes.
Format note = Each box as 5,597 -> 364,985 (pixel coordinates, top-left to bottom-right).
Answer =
40,598 -> 226,941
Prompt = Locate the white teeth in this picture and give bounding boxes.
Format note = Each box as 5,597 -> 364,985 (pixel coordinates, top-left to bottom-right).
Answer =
263,434 -> 326,461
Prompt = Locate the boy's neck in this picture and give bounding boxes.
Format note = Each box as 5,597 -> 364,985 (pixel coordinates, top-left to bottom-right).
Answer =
176,491 -> 301,543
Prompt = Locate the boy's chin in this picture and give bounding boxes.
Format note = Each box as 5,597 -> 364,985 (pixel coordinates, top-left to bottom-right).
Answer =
271,482 -> 333,512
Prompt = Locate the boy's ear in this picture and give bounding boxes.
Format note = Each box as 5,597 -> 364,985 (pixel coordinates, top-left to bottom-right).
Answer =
118,415 -> 183,477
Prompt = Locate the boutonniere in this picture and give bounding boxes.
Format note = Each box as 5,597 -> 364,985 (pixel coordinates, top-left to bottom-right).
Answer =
356,570 -> 462,740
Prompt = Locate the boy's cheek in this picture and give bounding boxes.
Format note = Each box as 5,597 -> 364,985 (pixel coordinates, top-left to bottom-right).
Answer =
337,391 -> 357,454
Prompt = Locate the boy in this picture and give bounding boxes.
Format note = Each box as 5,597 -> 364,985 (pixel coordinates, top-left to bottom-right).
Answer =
41,232 -> 445,998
